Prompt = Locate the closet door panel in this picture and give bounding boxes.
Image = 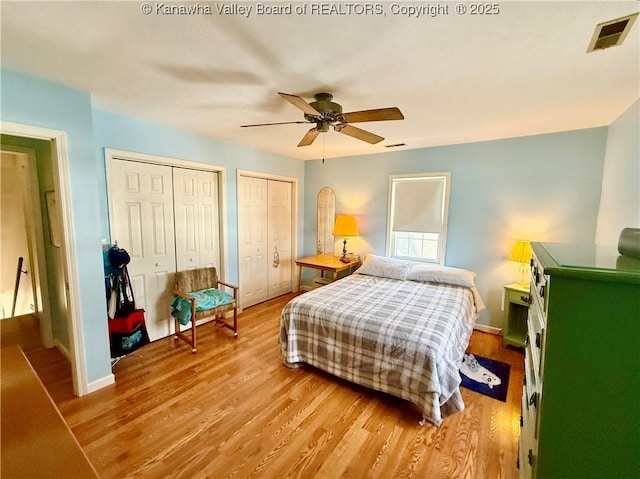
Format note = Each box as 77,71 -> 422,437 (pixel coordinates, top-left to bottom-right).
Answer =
110,160 -> 176,341
173,169 -> 200,272
174,168 -> 220,272
268,180 -> 292,298
238,176 -> 268,308
197,170 -> 219,269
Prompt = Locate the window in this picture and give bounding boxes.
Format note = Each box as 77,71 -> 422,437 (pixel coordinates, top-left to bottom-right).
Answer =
386,173 -> 450,264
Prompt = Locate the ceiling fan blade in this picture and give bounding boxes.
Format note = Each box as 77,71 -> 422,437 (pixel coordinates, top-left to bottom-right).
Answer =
278,92 -> 323,117
241,120 -> 311,128
335,124 -> 384,144
298,128 -> 320,147
340,107 -> 404,123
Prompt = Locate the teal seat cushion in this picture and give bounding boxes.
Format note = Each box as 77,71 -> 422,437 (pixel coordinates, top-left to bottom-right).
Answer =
171,288 -> 235,326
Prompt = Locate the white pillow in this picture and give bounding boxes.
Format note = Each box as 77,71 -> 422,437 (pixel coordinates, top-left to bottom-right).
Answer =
355,254 -> 414,280
406,263 -> 476,288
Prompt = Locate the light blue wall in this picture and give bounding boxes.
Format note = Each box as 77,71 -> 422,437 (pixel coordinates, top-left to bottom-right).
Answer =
92,109 -> 305,285
1,69 -> 112,382
304,128 -> 608,328
596,99 -> 640,245
2,68 -> 305,388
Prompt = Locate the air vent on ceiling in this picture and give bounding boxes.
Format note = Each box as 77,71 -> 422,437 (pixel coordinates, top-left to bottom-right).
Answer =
587,13 -> 638,53
385,143 -> 406,148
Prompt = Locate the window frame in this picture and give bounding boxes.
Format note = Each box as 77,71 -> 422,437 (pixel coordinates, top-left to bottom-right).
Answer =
385,172 -> 451,265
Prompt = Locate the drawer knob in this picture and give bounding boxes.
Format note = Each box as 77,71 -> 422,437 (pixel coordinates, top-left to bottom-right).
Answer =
539,285 -> 545,298
535,332 -> 541,348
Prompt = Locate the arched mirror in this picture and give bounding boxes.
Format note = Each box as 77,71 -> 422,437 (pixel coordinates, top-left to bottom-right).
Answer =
317,187 -> 335,254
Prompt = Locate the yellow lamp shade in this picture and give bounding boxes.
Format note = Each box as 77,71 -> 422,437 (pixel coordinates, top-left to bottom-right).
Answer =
332,215 -> 359,237
509,240 -> 532,264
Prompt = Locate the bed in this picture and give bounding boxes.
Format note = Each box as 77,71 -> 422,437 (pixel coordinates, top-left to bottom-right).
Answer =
279,254 -> 485,426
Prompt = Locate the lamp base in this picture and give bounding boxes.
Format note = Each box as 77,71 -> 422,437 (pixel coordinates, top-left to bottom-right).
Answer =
340,239 -> 349,263
339,256 -> 351,263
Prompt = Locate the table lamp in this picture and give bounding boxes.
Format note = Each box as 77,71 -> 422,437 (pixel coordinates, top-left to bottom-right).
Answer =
332,214 -> 358,263
509,240 -> 532,287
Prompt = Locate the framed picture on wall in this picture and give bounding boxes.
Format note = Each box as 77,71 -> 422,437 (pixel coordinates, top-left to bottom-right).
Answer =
45,191 -> 62,248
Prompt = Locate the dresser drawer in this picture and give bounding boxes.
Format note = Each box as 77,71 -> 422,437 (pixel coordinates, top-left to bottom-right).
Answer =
527,298 -> 546,380
524,341 -> 542,437
519,385 -> 536,479
530,254 -> 549,316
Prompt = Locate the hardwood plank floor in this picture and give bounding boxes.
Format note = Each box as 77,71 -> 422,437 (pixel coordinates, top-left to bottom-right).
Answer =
19,293 -> 524,479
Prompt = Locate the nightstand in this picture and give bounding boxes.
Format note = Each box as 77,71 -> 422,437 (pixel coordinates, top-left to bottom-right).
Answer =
502,282 -> 530,348
295,254 -> 361,292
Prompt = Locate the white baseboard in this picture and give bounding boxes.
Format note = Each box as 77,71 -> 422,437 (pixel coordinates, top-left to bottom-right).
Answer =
86,373 -> 115,394
53,338 -> 114,394
473,323 -> 502,335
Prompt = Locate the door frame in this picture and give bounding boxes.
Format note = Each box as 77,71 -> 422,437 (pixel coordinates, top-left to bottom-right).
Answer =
1,120 -> 86,396
236,169 -> 299,305
104,148 -> 228,279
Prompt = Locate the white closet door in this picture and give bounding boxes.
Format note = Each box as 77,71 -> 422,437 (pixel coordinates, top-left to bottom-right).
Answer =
267,180 -> 292,298
173,168 -> 220,272
110,160 -> 176,341
196,170 -> 220,269
238,176 -> 268,308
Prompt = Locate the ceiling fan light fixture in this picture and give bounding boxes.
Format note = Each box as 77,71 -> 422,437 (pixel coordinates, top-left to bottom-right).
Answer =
316,121 -> 330,133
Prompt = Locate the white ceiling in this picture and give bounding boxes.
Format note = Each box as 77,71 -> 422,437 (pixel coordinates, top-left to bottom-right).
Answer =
1,1 -> 638,160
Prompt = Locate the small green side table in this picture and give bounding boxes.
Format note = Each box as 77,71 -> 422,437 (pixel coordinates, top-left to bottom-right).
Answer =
502,282 -> 530,348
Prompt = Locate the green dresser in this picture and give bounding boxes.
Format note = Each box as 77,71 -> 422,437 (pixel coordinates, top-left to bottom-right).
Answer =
519,242 -> 640,479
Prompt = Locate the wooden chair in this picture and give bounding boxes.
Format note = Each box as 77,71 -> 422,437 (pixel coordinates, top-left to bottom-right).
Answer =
172,267 -> 238,353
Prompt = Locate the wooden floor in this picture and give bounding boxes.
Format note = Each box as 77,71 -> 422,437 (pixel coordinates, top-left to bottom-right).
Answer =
11,294 -> 524,479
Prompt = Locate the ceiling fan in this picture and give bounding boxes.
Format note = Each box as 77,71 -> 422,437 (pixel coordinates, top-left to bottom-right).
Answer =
241,92 -> 404,147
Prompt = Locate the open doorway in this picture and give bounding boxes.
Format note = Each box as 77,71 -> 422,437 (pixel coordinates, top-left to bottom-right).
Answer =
0,150 -> 40,353
0,143 -> 55,350
0,126 -> 84,396
1,150 -> 36,318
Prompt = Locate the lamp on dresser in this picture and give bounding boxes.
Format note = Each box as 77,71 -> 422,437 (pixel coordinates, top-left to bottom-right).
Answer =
332,214 -> 358,263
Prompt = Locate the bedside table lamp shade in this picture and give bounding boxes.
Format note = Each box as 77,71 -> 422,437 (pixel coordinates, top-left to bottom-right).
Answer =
509,240 -> 532,286
332,215 -> 358,262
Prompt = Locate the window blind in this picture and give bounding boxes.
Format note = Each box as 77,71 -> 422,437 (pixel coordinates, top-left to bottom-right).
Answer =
391,178 -> 445,233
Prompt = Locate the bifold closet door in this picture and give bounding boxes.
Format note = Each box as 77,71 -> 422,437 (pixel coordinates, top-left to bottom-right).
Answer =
238,176 -> 269,308
109,160 -> 176,341
238,176 -> 293,309
173,168 -> 220,272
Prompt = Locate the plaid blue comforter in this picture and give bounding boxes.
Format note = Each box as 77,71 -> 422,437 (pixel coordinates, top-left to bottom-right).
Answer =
279,273 -> 477,426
